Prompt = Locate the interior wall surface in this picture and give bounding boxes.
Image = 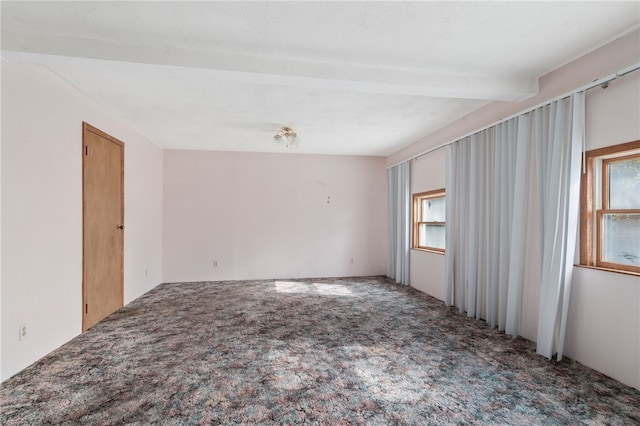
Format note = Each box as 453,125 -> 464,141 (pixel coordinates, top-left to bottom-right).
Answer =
1,61 -> 164,381
163,150 -> 387,282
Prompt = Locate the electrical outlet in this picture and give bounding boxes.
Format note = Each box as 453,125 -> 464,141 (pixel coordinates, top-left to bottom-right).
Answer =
19,324 -> 28,341
213,260 -> 219,268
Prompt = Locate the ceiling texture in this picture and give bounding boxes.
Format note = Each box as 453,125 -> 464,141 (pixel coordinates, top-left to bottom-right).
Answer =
2,1 -> 639,156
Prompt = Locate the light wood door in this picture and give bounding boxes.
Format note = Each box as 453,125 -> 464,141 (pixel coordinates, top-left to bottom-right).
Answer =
82,122 -> 124,331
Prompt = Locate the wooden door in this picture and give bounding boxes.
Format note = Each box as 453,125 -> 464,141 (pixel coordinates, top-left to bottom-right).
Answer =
82,122 -> 124,331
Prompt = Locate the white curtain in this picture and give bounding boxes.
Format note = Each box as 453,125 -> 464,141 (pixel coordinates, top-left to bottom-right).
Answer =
387,162 -> 410,285
535,93 -> 585,360
445,115 -> 532,334
445,92 -> 585,356
444,144 -> 457,305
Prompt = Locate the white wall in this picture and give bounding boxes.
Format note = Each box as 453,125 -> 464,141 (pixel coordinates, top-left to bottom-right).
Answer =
394,31 -> 640,389
564,268 -> 639,389
563,65 -> 640,390
163,150 -> 386,282
1,61 -> 164,381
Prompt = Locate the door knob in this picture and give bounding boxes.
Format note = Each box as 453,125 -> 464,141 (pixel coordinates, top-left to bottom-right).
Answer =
117,224 -> 124,230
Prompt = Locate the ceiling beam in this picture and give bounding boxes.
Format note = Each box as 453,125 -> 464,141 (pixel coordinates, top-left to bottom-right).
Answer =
1,41 -> 538,102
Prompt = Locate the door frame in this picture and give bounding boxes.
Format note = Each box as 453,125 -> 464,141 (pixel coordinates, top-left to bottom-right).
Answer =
82,122 -> 125,331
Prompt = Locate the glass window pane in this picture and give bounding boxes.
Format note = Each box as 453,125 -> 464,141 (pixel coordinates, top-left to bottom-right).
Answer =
419,223 -> 445,250
421,199 -> 428,222
422,196 -> 445,222
608,156 -> 640,209
601,213 -> 640,266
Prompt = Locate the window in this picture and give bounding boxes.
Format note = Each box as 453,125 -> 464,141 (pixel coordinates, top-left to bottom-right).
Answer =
413,189 -> 445,252
581,140 -> 640,274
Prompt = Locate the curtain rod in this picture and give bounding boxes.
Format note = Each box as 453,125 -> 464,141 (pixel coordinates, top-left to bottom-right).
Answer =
387,62 -> 640,169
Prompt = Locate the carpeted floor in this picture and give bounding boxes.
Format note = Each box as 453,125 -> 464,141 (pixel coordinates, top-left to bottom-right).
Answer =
1,276 -> 639,425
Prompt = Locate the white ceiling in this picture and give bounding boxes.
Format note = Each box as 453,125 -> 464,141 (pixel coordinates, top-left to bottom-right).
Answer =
2,1 -> 639,156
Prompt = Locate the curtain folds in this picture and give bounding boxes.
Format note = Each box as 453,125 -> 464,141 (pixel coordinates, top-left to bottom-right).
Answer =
387,162 -> 410,285
445,116 -> 531,335
445,92 -> 585,358
535,93 -> 585,360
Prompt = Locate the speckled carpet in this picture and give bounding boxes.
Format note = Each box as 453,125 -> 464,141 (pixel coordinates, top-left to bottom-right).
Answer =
1,276 -> 639,425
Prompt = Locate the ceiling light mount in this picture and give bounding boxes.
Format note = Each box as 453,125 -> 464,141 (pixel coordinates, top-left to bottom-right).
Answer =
273,126 -> 299,148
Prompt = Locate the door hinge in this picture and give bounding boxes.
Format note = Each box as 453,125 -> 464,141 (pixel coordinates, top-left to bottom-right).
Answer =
85,146 -> 88,156
85,304 -> 88,313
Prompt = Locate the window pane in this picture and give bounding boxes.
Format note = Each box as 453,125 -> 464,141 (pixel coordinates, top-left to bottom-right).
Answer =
608,157 -> 640,208
422,197 -> 445,222
601,213 -> 640,266
419,223 -> 445,250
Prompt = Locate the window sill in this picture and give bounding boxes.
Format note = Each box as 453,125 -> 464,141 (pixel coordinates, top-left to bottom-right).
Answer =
574,264 -> 640,278
411,248 -> 445,255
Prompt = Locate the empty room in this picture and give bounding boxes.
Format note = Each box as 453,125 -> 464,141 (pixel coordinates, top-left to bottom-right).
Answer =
1,1 -> 639,424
